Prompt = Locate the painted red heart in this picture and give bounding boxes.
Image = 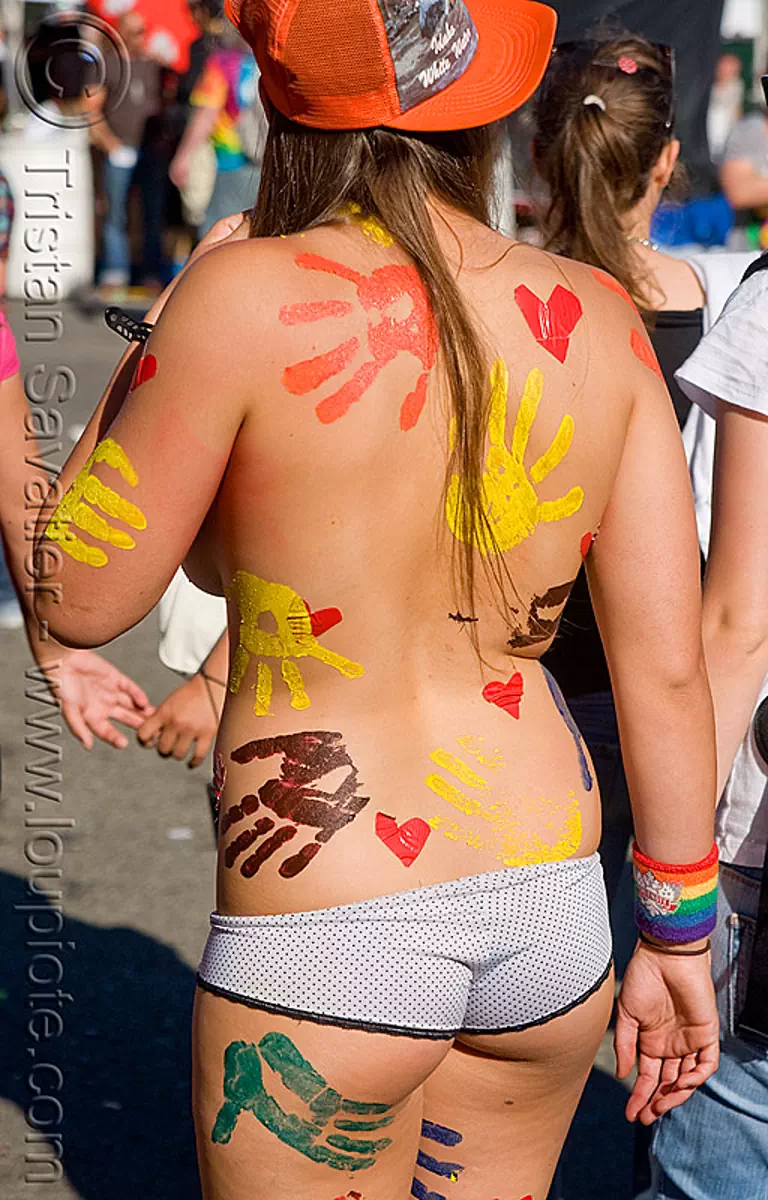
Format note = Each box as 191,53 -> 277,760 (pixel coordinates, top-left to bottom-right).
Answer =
580,531 -> 595,559
303,604 -> 342,637
133,353 -> 157,389
514,284 -> 583,364
483,672 -> 524,719
630,328 -> 664,380
375,812 -> 431,867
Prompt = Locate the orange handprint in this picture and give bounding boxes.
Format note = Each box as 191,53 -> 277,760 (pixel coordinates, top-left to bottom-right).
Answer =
280,253 -> 438,430
446,359 -> 584,554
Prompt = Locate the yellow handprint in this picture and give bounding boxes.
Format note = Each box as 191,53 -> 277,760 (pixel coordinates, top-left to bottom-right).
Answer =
46,437 -> 147,568
446,360 -> 584,554
227,571 -> 364,717
425,740 -> 582,866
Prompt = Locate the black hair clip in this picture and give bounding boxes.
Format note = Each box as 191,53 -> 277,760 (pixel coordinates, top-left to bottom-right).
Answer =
104,306 -> 154,344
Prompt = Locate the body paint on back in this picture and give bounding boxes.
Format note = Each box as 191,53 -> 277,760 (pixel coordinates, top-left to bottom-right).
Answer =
342,202 -> 395,248
46,436 -> 147,567
375,812 -> 431,866
591,266 -> 636,310
213,1033 -> 394,1170
425,741 -> 582,865
226,571 -> 363,716
446,361 -> 584,555
225,731 -> 369,879
280,253 -> 437,430
507,578 -> 574,649
412,1120 -> 465,1199
482,671 -> 524,718
514,284 -> 583,363
542,666 -> 594,791
630,327 -> 664,380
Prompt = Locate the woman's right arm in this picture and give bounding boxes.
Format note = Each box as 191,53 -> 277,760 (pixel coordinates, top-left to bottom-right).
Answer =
586,297 -> 718,1122
702,400 -> 768,794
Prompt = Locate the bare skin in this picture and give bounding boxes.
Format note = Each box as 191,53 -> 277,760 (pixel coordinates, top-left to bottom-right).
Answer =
35,204 -> 718,1196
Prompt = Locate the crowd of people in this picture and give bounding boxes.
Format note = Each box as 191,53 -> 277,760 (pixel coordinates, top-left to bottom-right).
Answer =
1,1 -> 767,1198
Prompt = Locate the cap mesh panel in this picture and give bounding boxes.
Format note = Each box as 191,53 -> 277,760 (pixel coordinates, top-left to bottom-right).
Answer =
284,0 -> 390,97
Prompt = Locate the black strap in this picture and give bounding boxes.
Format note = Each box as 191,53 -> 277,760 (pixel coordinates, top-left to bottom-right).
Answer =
736,697 -> 768,1046
741,252 -> 768,285
104,306 -> 154,344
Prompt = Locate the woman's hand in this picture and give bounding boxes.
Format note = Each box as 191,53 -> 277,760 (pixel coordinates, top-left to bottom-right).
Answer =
615,943 -> 720,1125
50,650 -> 154,750
136,672 -> 223,768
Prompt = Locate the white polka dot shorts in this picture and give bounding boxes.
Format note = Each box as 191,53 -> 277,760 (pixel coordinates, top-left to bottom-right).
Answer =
197,853 -> 613,1039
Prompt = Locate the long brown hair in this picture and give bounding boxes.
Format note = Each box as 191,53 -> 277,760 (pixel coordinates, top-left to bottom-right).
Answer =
532,35 -> 681,310
251,111 -> 506,625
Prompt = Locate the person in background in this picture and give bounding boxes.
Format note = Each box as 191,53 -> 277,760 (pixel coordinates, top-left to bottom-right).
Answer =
719,77 -> 768,248
531,33 -> 753,908
90,12 -> 163,294
708,53 -> 744,165
169,23 -> 258,237
0,312 -> 153,747
644,255 -> 768,1200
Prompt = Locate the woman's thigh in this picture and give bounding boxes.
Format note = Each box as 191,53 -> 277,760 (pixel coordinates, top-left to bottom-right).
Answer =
414,970 -> 615,1200
193,987 -> 452,1200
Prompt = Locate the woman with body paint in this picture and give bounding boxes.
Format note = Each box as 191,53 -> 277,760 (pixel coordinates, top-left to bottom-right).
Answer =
34,2 -> 719,1197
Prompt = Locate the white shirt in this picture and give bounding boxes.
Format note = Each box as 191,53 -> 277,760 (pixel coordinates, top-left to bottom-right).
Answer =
677,268 -> 768,867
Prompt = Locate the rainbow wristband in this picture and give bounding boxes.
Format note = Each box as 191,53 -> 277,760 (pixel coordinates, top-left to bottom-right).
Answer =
632,842 -> 718,944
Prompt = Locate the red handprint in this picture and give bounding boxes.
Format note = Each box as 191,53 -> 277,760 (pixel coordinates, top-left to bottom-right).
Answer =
280,253 -> 438,430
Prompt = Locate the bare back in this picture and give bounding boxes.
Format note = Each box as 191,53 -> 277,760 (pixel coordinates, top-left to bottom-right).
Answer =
40,206 -> 690,918
183,214 -> 655,916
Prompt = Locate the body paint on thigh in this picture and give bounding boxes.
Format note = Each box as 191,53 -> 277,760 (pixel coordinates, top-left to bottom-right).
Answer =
226,571 -> 364,716
45,436 -> 147,567
212,1033 -> 395,1171
514,284 -> 583,364
541,666 -> 594,792
412,1119 -> 465,1198
225,731 -> 370,879
446,361 -> 584,555
425,741 -> 582,865
280,252 -> 437,430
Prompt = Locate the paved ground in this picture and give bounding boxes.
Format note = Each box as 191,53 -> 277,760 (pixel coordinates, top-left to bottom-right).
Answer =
0,301 -> 640,1198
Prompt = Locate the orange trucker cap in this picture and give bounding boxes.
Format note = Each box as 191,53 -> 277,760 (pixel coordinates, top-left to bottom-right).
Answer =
224,0 -> 557,132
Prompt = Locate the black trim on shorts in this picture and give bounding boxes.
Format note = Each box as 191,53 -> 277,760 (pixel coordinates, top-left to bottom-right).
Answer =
195,956 -> 614,1041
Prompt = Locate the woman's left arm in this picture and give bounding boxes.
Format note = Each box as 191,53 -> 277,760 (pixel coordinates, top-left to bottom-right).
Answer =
703,399 -> 768,793
34,236 -> 257,649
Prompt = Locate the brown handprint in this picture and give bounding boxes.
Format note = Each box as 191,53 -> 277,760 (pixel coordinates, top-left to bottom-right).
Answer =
224,731 -> 370,879
280,252 -> 438,430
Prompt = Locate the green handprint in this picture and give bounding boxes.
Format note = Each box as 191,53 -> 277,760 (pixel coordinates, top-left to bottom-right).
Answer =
212,1033 -> 395,1172
446,359 -> 584,554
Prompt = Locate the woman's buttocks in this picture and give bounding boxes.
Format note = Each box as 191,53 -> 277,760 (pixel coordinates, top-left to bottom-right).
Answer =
213,656 -> 602,917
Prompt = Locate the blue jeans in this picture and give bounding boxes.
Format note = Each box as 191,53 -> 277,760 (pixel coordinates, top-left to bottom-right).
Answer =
100,160 -> 134,285
648,863 -> 767,1199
